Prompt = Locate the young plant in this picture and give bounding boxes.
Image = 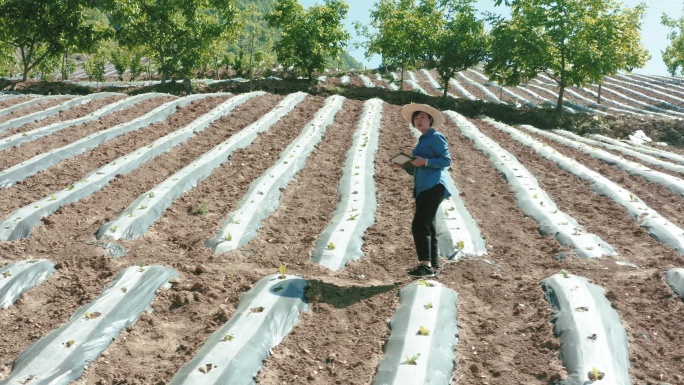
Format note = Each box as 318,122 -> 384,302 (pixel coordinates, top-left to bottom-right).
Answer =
456,240 -> 465,251
49,195 -> 56,201
560,269 -> 569,278
327,242 -> 335,250
417,326 -> 430,336
66,184 -> 74,191
347,213 -> 359,221
65,340 -> 75,348
250,306 -> 265,313
223,334 -> 234,342
416,279 -> 434,287
138,261 -> 146,272
1,271 -> 10,278
193,203 -> 209,216
278,265 -> 286,279
405,353 -> 420,365
224,233 -> 232,241
588,367 -> 605,381
424,302 -> 433,310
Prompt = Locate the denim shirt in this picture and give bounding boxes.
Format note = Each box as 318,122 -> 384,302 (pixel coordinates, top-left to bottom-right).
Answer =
405,128 -> 452,199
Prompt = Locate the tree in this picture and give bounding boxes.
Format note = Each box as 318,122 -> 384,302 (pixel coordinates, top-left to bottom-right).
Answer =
662,13 -> 684,76
421,0 -> 488,98
266,0 -> 350,80
112,0 -> 239,85
0,0 -> 110,81
574,1 -> 650,103
356,0 -> 424,89
485,0 -> 649,111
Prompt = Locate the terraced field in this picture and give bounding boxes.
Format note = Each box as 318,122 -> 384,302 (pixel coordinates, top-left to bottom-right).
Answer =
0,69 -> 683,385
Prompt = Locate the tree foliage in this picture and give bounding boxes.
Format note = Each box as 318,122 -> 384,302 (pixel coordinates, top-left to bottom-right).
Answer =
662,13 -> 684,76
266,0 -> 350,80
421,0 -> 488,98
485,0 -> 649,111
356,0 -> 424,88
0,0 -> 110,81
112,0 -> 239,84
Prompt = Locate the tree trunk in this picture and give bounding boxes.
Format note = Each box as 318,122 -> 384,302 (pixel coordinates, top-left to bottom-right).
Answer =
556,83 -> 565,112
183,77 -> 191,96
400,67 -> 405,91
597,82 -> 602,104
249,31 -> 255,92
443,77 -> 448,98
160,56 -> 167,85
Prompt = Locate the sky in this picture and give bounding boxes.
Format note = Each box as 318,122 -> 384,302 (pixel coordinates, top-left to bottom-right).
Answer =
298,0 -> 684,76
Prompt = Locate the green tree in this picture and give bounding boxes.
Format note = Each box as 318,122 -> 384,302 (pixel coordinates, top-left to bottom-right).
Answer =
266,0 -> 350,80
485,0 -> 649,111
421,0 -> 488,98
112,0 -> 239,85
662,12 -> 684,76
356,0 -> 424,89
0,0 -> 109,81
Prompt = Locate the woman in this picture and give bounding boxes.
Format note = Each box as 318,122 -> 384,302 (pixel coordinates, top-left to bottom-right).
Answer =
396,103 -> 452,278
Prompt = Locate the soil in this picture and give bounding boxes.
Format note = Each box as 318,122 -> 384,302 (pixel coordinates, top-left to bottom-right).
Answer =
0,74 -> 683,385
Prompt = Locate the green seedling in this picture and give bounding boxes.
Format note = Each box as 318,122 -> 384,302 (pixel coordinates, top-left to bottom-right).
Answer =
21,133 -> 27,137
18,374 -> 35,384
456,240 -> 465,251
66,184 -> 74,191
424,302 -> 433,310
224,233 -> 232,241
416,279 -> 434,287
2,271 -> 10,278
587,333 -> 597,341
193,203 -> 209,215
82,178 -> 89,183
533,194 -> 538,198
121,287 -> 128,293
250,306 -> 265,313
585,246 -> 594,250
347,214 -> 359,221
278,265 -> 286,279
138,261 -> 145,272
33,205 -> 39,209
65,340 -> 75,348
149,192 -> 155,198
139,205 -> 147,210
575,306 -> 589,312
223,334 -> 234,341
128,212 -> 134,217
588,367 -> 605,381
327,242 -> 335,250
560,269 -> 569,278
109,226 -> 118,233
198,363 -> 215,374
85,311 -> 102,320
229,219 -> 240,224
629,193 -> 638,202
405,353 -> 420,365
417,326 -> 430,336
354,172 -> 359,176
49,195 -> 56,201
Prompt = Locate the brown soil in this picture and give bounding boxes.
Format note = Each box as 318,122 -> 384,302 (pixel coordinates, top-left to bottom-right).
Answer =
0,82 -> 683,385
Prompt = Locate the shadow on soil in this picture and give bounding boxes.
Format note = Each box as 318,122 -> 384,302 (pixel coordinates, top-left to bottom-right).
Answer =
306,279 -> 400,309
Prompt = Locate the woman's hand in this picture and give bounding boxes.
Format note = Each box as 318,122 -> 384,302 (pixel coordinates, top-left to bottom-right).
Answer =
411,157 -> 427,167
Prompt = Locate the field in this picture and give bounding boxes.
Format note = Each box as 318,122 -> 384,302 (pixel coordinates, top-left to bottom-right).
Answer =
0,69 -> 683,385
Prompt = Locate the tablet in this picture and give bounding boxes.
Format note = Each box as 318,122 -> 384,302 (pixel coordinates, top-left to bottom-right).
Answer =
390,152 -> 415,165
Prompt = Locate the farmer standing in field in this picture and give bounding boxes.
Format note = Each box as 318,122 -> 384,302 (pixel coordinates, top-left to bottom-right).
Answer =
393,103 -> 451,278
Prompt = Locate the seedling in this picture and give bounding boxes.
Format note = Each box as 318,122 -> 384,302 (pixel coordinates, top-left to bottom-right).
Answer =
138,261 -> 145,272
128,212 -> 134,217
560,269 -> 569,278
416,279 -> 434,287
148,192 -> 155,198
18,374 -> 35,384
588,367 -> 605,381
417,326 -> 430,336
193,203 -> 209,215
229,219 -> 240,224
139,205 -> 147,210
109,226 -> 118,233
585,246 -> 594,250
1,271 -> 10,278
223,334 -> 234,342
456,240 -> 465,251
250,306 -> 265,313
121,287 -> 127,293
424,302 -> 433,310
85,311 -> 102,320
533,194 -> 538,198
198,363 -> 215,374
49,195 -> 56,201
224,233 -> 232,241
278,265 -> 286,279
405,353 -> 420,365
66,184 -> 74,191
327,242 -> 335,250
347,214 -> 359,221
65,340 -> 75,348
575,306 -> 589,312
629,193 -> 638,202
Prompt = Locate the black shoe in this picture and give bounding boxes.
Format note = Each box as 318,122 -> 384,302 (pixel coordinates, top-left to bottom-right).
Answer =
407,264 -> 435,278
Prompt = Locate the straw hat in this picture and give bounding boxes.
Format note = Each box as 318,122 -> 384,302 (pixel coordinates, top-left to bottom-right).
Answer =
401,103 -> 445,127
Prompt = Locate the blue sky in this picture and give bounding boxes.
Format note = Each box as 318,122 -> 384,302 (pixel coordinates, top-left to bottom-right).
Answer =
298,0 -> 683,76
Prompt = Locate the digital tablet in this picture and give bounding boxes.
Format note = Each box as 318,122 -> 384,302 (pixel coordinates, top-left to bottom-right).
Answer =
390,152 -> 415,165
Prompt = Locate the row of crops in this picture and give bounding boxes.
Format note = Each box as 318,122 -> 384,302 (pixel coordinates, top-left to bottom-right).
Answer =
0,71 -> 683,384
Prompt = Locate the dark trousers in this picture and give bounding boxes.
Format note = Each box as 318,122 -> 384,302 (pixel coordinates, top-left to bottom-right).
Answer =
412,184 -> 445,266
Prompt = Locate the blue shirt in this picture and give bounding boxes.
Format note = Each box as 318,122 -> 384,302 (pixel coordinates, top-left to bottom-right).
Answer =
408,128 -> 452,199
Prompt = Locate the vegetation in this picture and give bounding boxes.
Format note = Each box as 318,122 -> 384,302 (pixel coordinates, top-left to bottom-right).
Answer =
266,0 -> 350,80
662,12 -> 684,76
484,0 -> 649,111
